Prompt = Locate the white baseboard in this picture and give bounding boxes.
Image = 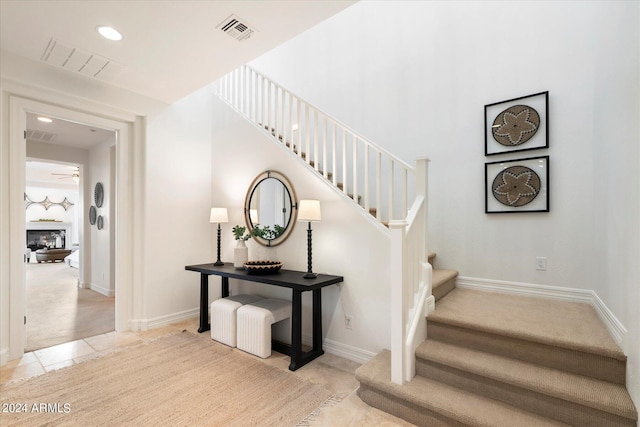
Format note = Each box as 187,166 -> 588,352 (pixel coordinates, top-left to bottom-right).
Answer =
126,313 -> 376,364
89,283 -> 115,297
456,276 -> 628,354
591,291 -> 628,354
0,348 -> 9,365
319,336 -> 377,364
129,308 -> 200,332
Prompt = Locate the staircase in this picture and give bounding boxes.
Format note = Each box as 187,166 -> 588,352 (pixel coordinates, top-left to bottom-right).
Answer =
216,65 -> 432,383
356,286 -> 638,426
213,66 -> 636,424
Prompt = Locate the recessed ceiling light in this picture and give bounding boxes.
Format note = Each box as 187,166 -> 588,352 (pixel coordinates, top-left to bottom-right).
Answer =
37,117 -> 53,123
96,26 -> 123,41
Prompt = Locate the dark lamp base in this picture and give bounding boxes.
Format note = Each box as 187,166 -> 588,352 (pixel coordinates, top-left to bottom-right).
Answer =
303,272 -> 318,279
214,261 -> 224,266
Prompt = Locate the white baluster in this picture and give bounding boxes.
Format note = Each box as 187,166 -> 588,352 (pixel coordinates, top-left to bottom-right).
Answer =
402,168 -> 408,219
376,152 -> 381,220
297,101 -> 302,157
313,110 -> 319,171
288,93 -> 294,151
322,116 -> 328,179
364,144 -> 370,213
388,159 -> 394,220
332,123 -> 337,186
305,106 -> 310,165
352,135 -> 358,203
342,129 -> 347,195
274,86 -> 279,141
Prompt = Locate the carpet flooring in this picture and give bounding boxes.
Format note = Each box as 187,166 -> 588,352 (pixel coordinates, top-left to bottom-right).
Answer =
26,261 -> 114,352
1,331 -> 336,426
356,288 -> 637,426
428,288 -> 624,359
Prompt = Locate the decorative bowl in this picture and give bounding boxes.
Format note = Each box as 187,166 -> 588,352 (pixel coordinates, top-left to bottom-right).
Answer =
244,260 -> 283,275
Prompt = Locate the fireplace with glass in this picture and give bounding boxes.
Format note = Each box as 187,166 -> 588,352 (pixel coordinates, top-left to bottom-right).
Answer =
26,229 -> 66,251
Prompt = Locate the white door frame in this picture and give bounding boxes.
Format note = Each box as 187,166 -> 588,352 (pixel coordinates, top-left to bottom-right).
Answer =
6,95 -> 140,361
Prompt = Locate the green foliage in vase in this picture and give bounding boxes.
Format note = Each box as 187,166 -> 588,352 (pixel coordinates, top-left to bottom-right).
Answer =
234,224 -> 286,241
252,224 -> 285,240
232,225 -> 251,241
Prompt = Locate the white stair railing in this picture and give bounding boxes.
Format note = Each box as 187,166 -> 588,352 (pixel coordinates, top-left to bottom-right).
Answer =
215,66 -> 431,384
215,65 -> 415,224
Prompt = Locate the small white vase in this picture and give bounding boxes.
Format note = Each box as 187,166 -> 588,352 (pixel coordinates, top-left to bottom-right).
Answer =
234,239 -> 248,269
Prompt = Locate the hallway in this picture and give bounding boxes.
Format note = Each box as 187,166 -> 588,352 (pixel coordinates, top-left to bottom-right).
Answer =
26,259 -> 114,352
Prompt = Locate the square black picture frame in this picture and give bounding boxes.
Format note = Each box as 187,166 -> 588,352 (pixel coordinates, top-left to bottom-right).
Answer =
485,91 -> 549,156
485,155 -> 549,213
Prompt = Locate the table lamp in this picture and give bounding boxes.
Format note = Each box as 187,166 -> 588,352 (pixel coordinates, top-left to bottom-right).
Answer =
298,200 -> 321,278
210,207 -> 228,266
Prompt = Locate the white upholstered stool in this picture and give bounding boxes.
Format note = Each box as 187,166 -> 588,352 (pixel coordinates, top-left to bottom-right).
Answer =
211,294 -> 263,347
237,298 -> 292,358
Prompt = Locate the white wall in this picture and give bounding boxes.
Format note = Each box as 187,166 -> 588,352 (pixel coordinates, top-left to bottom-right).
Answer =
211,97 -> 391,356
89,139 -> 114,295
249,0 -> 639,402
142,85 -> 215,323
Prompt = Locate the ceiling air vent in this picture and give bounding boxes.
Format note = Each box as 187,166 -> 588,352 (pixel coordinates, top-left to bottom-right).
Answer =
217,15 -> 255,42
40,38 -> 125,81
26,129 -> 57,143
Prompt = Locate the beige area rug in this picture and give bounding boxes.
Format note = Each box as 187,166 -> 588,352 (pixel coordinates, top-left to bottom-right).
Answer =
26,261 -> 114,352
1,331 -> 336,426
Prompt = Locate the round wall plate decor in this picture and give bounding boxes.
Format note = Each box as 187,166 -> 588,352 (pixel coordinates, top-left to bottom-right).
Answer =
97,216 -> 104,230
89,206 -> 97,225
492,165 -> 541,207
94,182 -> 104,207
492,105 -> 540,147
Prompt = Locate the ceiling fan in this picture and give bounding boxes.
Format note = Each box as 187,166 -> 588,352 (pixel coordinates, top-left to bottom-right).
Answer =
51,167 -> 80,183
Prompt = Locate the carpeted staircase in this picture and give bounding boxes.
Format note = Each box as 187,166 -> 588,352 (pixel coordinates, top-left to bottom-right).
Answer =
356,258 -> 638,426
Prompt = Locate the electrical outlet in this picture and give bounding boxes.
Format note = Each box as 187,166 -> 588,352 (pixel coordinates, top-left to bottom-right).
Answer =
345,315 -> 353,330
536,257 -> 547,271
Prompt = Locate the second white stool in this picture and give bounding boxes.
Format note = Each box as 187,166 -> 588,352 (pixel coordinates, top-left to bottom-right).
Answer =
237,298 -> 292,358
211,294 -> 263,347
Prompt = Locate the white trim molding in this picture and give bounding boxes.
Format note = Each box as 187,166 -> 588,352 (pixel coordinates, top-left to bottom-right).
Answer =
456,276 -> 628,354
90,283 -> 116,298
129,308 -> 200,332
3,92 -> 142,364
311,335 -> 377,364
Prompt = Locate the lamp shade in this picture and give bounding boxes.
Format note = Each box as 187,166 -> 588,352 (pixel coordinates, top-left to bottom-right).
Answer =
298,200 -> 321,222
209,207 -> 228,223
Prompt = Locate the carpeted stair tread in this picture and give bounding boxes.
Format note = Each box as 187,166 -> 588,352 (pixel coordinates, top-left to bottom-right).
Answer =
432,269 -> 457,302
356,350 -> 569,427
416,340 -> 638,421
429,288 -> 625,361
432,269 -> 457,288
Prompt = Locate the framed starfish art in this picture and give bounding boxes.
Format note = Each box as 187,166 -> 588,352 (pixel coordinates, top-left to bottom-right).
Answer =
485,156 -> 549,213
485,91 -> 549,156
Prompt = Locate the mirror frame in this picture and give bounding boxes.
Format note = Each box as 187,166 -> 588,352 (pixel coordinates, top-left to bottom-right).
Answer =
244,170 -> 298,247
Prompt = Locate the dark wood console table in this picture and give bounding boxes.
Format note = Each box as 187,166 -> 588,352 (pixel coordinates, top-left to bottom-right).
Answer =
185,263 -> 343,371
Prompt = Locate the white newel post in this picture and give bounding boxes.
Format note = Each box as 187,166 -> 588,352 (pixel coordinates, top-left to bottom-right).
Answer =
389,219 -> 407,385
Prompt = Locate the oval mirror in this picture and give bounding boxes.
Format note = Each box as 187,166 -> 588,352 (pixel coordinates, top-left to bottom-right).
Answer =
244,171 -> 297,247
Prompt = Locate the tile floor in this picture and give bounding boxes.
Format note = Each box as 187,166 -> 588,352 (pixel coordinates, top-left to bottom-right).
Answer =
1,318 -> 415,426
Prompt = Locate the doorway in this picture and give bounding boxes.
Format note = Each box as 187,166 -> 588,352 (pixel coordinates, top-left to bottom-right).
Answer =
24,117 -> 116,351
6,95 -> 138,362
